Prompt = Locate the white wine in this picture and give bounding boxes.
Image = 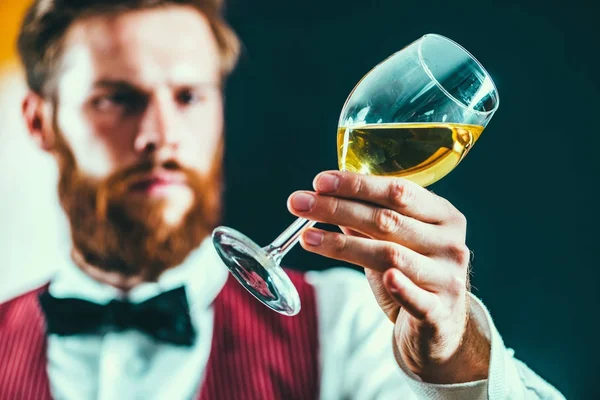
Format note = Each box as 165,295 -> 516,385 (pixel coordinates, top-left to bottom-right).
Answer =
337,123 -> 483,187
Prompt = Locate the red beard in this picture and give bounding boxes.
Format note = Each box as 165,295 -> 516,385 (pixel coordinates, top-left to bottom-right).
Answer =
53,126 -> 223,282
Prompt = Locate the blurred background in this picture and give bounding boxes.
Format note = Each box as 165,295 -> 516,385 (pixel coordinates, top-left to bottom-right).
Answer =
1,0 -> 598,397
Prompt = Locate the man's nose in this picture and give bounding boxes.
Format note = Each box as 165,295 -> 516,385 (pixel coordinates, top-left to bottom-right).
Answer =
134,94 -> 181,155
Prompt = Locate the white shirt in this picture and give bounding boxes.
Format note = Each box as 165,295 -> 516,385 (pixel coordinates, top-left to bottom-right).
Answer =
44,239 -> 564,400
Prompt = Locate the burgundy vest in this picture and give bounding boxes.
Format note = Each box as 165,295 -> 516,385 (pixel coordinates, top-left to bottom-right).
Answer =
0,270 -> 320,399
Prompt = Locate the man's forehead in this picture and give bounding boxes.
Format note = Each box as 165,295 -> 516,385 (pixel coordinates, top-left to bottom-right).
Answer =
61,5 -> 220,87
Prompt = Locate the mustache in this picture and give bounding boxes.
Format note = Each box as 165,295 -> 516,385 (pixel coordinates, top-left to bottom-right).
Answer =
95,158 -> 191,220
107,159 -> 185,191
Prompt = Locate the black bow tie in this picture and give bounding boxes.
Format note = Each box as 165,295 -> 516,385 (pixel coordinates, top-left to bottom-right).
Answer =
39,286 -> 196,347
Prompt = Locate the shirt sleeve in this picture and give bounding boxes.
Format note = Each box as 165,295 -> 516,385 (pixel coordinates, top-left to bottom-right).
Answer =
308,268 -> 566,400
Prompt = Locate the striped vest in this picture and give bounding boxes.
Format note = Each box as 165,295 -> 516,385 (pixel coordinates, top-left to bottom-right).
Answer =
0,270 -> 320,399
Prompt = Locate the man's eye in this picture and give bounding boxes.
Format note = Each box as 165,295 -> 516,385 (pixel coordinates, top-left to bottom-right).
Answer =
176,90 -> 205,106
93,92 -> 136,111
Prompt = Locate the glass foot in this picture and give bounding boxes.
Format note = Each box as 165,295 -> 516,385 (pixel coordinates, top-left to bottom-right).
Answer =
212,226 -> 301,316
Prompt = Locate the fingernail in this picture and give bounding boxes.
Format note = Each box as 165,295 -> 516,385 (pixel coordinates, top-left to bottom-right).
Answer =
316,173 -> 340,193
304,229 -> 323,246
291,192 -> 315,211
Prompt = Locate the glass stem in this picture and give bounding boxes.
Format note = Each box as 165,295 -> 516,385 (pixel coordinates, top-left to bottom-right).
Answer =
264,217 -> 317,264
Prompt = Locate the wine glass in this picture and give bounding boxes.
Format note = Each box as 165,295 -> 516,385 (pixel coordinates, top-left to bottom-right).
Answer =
212,33 -> 499,316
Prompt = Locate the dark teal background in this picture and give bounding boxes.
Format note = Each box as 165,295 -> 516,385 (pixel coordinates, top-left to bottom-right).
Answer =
220,0 -> 598,397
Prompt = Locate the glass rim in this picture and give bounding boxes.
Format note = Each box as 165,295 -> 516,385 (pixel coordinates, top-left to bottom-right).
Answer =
417,33 -> 500,116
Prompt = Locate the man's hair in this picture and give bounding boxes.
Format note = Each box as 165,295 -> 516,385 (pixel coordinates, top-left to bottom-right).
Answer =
17,0 -> 240,96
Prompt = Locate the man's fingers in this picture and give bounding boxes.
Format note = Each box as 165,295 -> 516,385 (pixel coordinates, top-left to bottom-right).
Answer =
312,170 -> 465,225
288,192 -> 444,254
300,228 -> 451,292
383,268 -> 439,321
339,226 -> 368,238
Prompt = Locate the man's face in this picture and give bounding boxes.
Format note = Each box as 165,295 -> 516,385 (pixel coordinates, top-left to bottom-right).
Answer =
48,5 -> 225,281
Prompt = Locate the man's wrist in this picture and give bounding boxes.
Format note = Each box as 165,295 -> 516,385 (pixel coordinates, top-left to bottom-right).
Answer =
394,311 -> 491,384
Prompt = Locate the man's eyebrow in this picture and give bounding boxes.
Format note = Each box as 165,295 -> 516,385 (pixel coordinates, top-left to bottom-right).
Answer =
171,81 -> 220,89
92,79 -> 143,92
92,79 -> 219,90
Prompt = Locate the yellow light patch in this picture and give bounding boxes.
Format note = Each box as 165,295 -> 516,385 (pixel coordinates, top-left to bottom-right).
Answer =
0,0 -> 31,67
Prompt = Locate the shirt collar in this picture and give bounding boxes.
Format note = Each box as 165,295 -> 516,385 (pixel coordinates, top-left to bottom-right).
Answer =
49,238 -> 229,311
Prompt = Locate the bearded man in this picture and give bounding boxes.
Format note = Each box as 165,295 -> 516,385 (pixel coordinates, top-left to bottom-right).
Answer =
0,0 -> 565,399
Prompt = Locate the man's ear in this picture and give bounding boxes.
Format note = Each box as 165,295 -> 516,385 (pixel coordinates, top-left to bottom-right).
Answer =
22,92 -> 56,152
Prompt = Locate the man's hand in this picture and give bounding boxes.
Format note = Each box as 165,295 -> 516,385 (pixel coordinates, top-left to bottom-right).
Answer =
287,171 -> 490,384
